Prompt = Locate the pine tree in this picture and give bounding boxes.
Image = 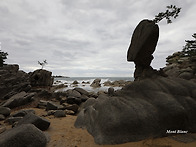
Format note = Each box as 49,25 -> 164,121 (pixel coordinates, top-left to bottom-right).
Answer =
0,50 -> 8,67
38,60 -> 48,69
153,5 -> 181,24
182,33 -> 196,57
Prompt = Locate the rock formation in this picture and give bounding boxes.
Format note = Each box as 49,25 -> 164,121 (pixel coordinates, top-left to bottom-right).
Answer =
0,64 -> 31,100
90,78 -> 101,88
29,69 -> 54,87
163,51 -> 196,81
0,124 -> 47,147
74,20 -> 196,145
127,19 -> 159,80
75,76 -> 196,144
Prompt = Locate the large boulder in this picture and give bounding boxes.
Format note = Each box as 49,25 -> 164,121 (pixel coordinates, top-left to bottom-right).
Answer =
0,124 -> 47,147
75,76 -> 196,144
2,92 -> 35,109
29,69 -> 54,87
90,78 -> 101,88
0,64 -> 30,99
127,19 -> 159,62
74,87 -> 89,96
15,113 -> 50,131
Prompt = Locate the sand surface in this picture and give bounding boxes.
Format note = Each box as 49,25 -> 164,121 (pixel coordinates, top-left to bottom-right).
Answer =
2,108 -> 196,147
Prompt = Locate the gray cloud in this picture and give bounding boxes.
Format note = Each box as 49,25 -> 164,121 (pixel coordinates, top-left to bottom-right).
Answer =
0,0 -> 196,77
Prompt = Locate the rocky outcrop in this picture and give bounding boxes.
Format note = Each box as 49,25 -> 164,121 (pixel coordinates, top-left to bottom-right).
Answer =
0,64 -> 56,146
75,76 -> 196,145
0,124 -> 47,147
90,78 -> 101,88
0,64 -> 31,100
163,51 -> 196,80
29,69 -> 54,87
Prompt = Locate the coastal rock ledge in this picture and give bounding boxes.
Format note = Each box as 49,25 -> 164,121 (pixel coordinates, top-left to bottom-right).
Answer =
75,76 -> 196,144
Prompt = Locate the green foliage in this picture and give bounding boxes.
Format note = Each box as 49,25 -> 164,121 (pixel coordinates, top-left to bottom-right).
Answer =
0,50 -> 8,67
38,59 -> 48,69
153,5 -> 181,24
182,33 -> 196,57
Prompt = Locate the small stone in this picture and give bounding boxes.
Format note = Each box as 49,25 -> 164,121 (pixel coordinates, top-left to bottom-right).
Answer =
37,100 -> 48,109
60,97 -> 67,104
65,110 -> 75,115
46,101 -> 58,111
0,115 -> 5,121
5,117 -> 23,125
11,109 -> 35,117
54,110 -> 66,118
67,97 -> 82,105
0,125 -> 6,134
72,80 -> 79,84
108,87 -> 114,96
66,104 -> 79,113
47,110 -> 55,116
0,106 -> 11,117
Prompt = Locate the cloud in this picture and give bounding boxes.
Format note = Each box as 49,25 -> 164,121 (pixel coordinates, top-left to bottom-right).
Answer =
0,0 -> 196,77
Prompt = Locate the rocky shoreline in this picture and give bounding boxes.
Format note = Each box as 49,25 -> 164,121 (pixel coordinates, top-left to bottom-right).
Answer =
0,48 -> 196,146
0,64 -> 133,146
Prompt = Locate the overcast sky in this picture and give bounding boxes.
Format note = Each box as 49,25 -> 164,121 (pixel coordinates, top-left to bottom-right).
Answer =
0,0 -> 195,77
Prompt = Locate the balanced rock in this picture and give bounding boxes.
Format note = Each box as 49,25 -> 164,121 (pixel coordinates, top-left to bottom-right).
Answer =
0,124 -> 47,147
127,19 -> 159,80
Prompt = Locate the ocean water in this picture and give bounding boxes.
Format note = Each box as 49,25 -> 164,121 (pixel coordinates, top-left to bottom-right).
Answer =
54,77 -> 134,92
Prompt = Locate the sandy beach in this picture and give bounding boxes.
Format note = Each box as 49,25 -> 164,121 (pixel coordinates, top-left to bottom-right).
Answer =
10,108 -> 194,147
